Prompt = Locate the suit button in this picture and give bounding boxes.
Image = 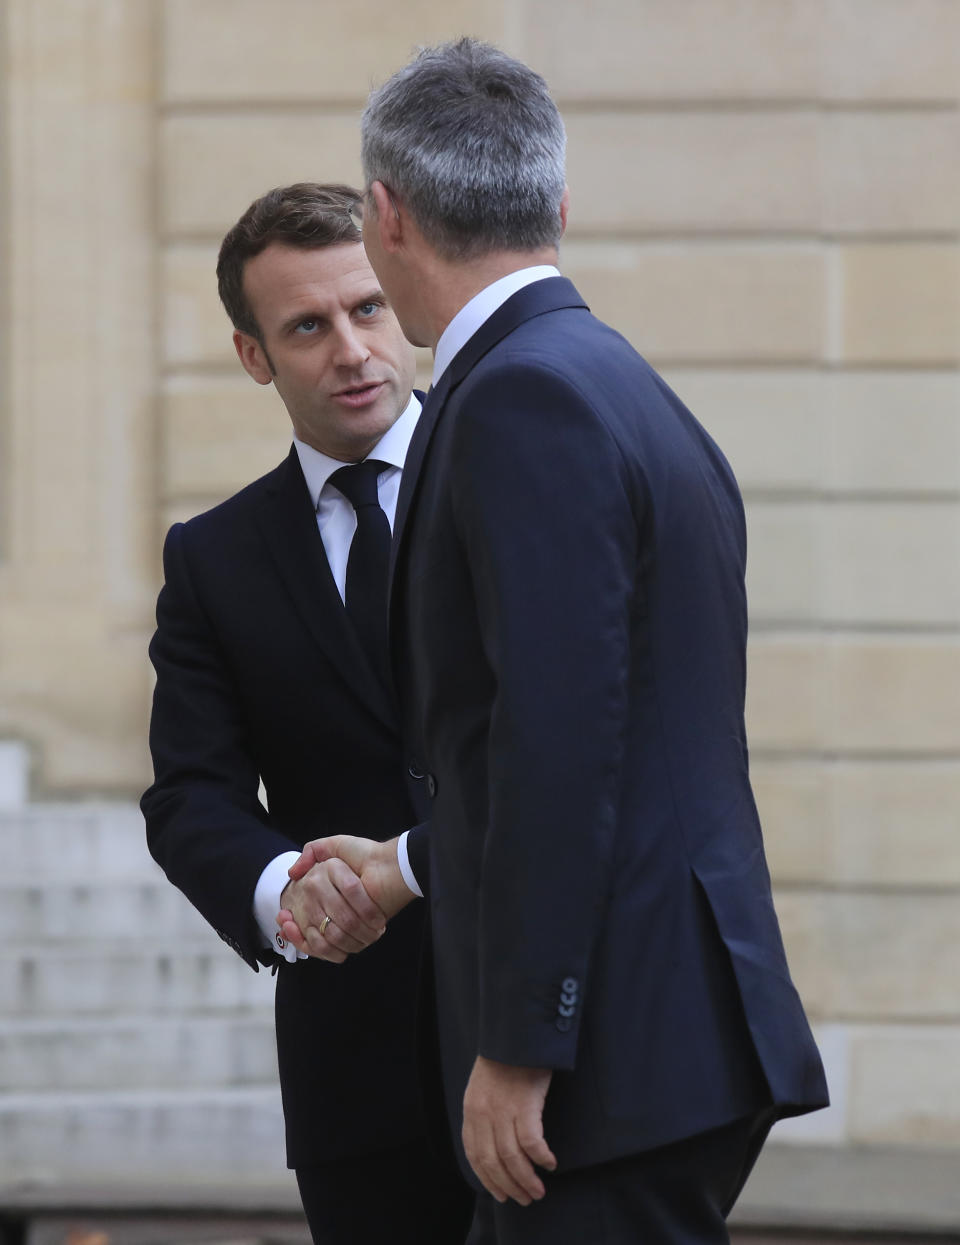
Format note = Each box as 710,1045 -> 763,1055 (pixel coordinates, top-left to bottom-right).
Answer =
426,774 -> 438,798
562,977 -> 578,994
560,992 -> 576,1008
408,762 -> 426,780
558,1003 -> 575,1018
555,1016 -> 572,1033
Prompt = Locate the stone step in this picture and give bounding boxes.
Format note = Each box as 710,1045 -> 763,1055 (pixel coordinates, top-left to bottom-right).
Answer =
0,944 -> 277,1017
6,1141 -> 960,1236
0,879 -> 213,943
0,1087 -> 290,1189
18,1213 -> 309,1245
0,803 -> 157,882
0,740 -> 30,809
0,1014 -> 278,1092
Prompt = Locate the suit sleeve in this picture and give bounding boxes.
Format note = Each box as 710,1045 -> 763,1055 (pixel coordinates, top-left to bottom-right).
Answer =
141,522 -> 304,969
450,361 -> 641,1069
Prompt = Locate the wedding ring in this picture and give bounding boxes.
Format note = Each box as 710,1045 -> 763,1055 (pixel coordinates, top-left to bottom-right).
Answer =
318,914 -> 332,938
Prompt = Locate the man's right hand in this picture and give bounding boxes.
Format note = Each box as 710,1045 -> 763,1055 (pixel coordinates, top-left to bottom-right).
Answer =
278,854 -> 388,964
279,834 -> 415,960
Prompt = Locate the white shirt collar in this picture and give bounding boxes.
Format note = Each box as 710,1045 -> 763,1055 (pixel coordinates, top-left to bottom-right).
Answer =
431,265 -> 561,387
292,390 -> 421,509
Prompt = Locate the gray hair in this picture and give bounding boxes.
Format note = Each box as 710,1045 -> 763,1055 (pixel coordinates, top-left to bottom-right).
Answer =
361,38 -> 566,260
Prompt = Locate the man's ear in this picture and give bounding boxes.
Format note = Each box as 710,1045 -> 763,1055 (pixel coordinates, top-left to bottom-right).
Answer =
369,180 -> 404,253
234,330 -> 273,385
559,186 -> 570,237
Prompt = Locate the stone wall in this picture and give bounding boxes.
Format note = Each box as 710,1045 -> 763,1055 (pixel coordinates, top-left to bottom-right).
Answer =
1,0 -> 958,1222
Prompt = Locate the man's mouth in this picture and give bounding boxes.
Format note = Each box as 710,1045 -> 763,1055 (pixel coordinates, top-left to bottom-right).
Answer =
332,381 -> 385,408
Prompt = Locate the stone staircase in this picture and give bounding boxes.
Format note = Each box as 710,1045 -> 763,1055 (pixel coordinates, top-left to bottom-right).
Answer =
0,744 -> 293,1201
5,746 -> 960,1237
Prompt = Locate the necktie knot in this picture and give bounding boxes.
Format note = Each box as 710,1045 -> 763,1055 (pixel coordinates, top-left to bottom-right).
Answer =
330,459 -> 387,510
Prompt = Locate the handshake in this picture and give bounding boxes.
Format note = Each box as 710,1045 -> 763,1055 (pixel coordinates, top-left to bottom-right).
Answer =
277,834 -> 413,963
277,832 -> 558,1207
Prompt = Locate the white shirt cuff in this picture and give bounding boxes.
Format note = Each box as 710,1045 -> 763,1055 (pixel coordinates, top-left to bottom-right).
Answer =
397,830 -> 424,898
253,851 -> 308,962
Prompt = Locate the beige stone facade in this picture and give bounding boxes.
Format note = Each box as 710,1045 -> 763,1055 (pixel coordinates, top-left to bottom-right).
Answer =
1,0 -> 958,1220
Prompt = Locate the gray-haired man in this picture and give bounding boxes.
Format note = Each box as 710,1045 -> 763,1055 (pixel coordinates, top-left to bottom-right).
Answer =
285,41 -> 828,1244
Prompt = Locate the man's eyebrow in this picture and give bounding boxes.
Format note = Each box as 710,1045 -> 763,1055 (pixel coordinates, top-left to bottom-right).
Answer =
279,309 -> 328,334
355,288 -> 388,306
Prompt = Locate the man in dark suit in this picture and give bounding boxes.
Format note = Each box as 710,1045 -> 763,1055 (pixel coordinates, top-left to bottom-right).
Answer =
141,183 -> 473,1244
287,41 -> 829,1244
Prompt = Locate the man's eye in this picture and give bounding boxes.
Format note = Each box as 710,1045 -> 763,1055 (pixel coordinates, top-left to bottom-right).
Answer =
357,302 -> 380,318
294,319 -> 318,334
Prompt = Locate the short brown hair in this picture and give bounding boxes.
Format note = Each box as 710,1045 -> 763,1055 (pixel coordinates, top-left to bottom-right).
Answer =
216,182 -> 361,341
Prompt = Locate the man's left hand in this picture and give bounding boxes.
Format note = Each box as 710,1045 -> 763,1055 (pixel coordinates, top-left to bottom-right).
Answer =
462,1054 -> 557,1205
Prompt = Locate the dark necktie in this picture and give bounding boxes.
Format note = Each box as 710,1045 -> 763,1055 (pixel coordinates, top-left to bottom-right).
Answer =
329,459 -> 391,678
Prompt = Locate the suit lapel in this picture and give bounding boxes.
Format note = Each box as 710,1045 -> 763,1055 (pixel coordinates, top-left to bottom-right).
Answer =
388,370 -> 452,596
256,447 -> 397,732
389,276 -> 589,611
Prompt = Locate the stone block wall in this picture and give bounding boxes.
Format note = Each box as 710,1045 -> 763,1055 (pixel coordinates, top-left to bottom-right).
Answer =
1,0 -> 958,1223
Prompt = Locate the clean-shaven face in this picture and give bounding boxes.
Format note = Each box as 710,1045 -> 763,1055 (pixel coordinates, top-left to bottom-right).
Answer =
237,241 -> 416,461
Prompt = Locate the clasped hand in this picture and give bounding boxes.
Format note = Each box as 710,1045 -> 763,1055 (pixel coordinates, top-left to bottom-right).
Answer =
276,833 -> 412,963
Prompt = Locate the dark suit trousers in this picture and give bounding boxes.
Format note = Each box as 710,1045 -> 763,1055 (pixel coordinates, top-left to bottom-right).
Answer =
466,1111 -> 774,1245
296,1135 -> 474,1245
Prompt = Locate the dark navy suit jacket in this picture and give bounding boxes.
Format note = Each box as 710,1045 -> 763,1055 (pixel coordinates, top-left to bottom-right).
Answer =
392,277 -> 828,1180
141,446 -> 432,1167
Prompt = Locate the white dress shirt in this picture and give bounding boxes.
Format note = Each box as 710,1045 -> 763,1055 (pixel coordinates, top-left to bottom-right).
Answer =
431,265 -> 560,387
253,393 -> 423,961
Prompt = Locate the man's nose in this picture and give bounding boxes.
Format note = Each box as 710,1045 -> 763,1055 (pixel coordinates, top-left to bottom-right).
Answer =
332,322 -> 370,368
